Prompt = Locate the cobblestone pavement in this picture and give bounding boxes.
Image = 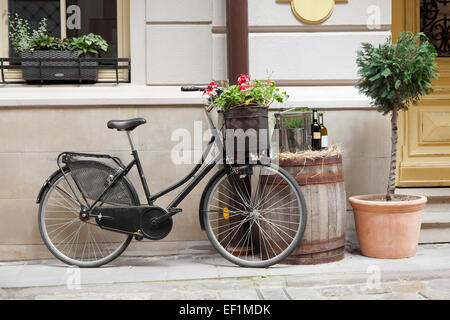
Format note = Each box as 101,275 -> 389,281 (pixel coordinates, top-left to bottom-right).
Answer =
1,244 -> 450,300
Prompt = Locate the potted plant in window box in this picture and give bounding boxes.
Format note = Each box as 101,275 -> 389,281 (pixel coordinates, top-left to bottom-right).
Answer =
205,74 -> 289,163
8,14 -> 109,82
350,32 -> 439,259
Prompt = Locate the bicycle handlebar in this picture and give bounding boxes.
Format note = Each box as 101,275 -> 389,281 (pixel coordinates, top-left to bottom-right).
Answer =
181,86 -> 223,113
180,86 -> 208,92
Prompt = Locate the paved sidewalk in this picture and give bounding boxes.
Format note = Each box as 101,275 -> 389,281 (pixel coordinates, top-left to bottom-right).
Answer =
0,244 -> 450,300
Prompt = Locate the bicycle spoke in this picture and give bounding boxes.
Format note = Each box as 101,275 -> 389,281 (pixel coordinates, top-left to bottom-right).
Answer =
259,215 -> 296,241
54,186 -> 82,208
259,216 -> 300,226
262,196 -> 299,213
254,218 -> 281,258
215,216 -> 250,240
254,175 -> 286,209
221,216 -> 251,248
251,168 -> 262,206
47,217 -> 79,237
47,198 -> 79,214
257,184 -> 291,211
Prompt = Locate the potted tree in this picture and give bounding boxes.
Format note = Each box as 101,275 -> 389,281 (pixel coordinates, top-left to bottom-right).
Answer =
205,74 -> 289,163
349,32 -> 439,259
9,14 -> 109,82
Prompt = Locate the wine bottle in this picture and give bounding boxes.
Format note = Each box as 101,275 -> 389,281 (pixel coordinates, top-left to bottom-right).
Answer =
311,109 -> 321,151
320,113 -> 328,150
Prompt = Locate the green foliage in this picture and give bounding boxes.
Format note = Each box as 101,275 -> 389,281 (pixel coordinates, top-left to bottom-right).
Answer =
8,14 -> 108,56
284,108 -> 312,129
8,13 -> 32,55
211,75 -> 289,111
27,18 -> 65,51
355,31 -> 439,115
29,35 -> 70,52
67,34 -> 109,56
285,117 -> 305,129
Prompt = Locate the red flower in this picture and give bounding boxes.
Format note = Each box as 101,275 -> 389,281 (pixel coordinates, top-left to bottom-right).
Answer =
203,88 -> 216,96
203,81 -> 219,96
237,74 -> 252,92
240,84 -> 251,92
267,80 -> 273,86
238,74 -> 251,86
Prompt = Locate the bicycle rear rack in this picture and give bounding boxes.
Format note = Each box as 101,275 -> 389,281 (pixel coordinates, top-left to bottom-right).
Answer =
59,152 -> 126,170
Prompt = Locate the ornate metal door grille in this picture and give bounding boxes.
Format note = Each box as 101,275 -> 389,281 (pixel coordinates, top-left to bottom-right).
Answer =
421,0 -> 450,57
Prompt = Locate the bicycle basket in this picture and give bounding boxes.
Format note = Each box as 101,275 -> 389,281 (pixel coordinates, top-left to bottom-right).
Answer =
66,160 -> 134,205
223,106 -> 270,163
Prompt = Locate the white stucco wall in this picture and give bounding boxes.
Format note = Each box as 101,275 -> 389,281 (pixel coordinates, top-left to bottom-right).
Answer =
0,0 -> 395,260
142,0 -> 391,85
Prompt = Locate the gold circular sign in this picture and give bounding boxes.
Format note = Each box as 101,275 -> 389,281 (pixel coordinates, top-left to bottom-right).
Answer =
291,0 -> 335,24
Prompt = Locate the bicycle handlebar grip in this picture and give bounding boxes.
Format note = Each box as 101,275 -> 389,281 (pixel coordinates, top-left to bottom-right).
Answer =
181,86 -> 203,92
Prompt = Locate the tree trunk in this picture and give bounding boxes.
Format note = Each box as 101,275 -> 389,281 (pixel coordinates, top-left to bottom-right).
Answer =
386,105 -> 399,201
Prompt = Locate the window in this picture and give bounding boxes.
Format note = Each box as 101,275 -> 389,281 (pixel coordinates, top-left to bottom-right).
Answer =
1,0 -> 130,82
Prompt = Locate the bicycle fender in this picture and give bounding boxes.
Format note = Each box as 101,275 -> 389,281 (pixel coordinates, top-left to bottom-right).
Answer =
198,167 -> 226,230
36,166 -> 69,204
36,161 -> 140,206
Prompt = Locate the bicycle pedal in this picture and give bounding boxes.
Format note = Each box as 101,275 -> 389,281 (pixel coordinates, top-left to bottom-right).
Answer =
168,208 -> 182,214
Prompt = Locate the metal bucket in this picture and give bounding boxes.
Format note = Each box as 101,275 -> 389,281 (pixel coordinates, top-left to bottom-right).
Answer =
274,111 -> 312,153
286,128 -> 306,153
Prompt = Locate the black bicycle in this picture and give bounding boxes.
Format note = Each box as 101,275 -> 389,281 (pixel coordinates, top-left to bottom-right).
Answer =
36,86 -> 307,268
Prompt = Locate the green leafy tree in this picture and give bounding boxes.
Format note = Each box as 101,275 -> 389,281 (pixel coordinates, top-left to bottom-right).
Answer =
355,31 -> 439,201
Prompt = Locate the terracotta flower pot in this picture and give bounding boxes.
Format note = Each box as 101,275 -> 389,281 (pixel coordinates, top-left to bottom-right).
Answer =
349,194 -> 427,259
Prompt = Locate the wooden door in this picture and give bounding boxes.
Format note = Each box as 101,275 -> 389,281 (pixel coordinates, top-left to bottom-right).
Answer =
393,0 -> 450,187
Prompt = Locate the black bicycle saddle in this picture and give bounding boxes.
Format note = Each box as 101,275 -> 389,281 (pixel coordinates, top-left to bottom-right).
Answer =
107,118 -> 147,131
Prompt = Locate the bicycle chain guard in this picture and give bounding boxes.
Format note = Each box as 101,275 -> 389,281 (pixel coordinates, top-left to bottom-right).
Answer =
93,205 -> 173,241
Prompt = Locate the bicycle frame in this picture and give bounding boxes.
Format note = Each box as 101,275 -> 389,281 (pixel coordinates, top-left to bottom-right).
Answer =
56,109 -> 252,219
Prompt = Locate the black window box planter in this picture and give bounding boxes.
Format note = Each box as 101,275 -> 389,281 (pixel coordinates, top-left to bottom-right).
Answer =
22,50 -> 98,82
0,52 -> 131,84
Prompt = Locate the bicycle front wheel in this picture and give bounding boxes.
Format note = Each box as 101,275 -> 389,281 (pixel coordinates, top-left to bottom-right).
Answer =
202,163 -> 307,268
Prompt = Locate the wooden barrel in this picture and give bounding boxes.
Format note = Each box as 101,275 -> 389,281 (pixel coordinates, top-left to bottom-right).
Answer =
268,155 -> 347,265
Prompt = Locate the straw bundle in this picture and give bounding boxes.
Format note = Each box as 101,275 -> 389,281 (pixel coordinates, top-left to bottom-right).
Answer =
279,144 -> 344,160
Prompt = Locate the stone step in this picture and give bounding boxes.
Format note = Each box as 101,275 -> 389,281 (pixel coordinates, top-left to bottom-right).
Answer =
420,199 -> 450,244
422,212 -> 450,225
396,188 -> 450,198
420,227 -> 450,244
422,201 -> 450,225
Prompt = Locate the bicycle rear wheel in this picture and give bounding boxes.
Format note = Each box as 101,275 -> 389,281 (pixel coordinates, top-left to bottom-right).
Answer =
38,163 -> 140,267
202,163 -> 307,267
